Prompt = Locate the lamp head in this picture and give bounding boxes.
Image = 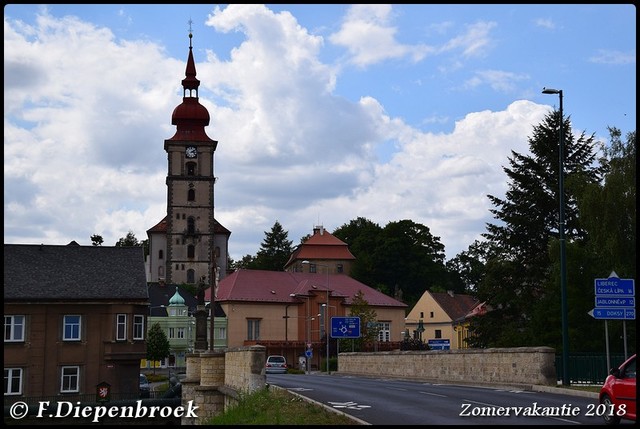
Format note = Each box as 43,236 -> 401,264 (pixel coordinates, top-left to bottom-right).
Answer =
542,87 -> 561,94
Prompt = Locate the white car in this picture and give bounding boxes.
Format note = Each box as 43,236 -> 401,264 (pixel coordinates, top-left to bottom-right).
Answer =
265,355 -> 288,374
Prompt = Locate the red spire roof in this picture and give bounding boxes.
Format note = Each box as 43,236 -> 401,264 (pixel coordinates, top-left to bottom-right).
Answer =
168,32 -> 215,143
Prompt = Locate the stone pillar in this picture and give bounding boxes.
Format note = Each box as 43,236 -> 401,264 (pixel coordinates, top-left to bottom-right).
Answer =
193,306 -> 208,351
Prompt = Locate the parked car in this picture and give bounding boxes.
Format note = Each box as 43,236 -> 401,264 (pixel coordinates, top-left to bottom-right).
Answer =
265,355 -> 288,374
599,353 -> 636,425
139,373 -> 151,398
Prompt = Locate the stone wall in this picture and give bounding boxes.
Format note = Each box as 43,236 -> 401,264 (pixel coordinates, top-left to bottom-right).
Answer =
338,347 -> 556,386
181,346 -> 266,425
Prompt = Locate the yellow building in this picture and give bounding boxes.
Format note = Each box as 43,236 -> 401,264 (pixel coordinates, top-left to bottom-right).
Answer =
404,290 -> 481,349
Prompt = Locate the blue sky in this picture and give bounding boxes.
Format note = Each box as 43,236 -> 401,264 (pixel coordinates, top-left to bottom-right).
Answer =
4,4 -> 636,263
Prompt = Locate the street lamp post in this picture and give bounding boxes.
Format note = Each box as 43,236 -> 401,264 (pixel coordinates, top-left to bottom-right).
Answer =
290,293 -> 312,374
302,260 -> 331,374
322,303 -> 337,374
542,87 -> 569,386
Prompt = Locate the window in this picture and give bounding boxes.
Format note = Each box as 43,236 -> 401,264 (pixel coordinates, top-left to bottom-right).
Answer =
186,162 -> 196,175
60,366 -> 80,393
168,327 -> 175,339
133,315 -> 145,340
63,315 -> 81,341
187,217 -> 196,234
435,329 -> 442,339
247,319 -> 260,341
420,311 -> 424,319
116,314 -> 127,341
158,250 -> 163,259
187,189 -> 195,201
218,327 -> 227,339
377,322 -> 391,342
5,315 -> 24,342
430,311 -> 434,318
187,269 -> 195,284
4,368 -> 23,395
177,328 -> 185,339
187,245 -> 195,258
337,264 -> 343,273
309,264 -> 317,273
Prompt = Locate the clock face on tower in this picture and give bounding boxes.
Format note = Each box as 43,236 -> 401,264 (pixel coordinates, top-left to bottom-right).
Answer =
185,146 -> 197,158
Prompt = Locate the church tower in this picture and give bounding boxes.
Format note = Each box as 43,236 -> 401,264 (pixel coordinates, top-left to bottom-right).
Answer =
147,30 -> 230,286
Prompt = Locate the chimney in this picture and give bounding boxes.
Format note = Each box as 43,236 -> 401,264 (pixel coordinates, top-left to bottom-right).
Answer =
447,290 -> 454,297
313,225 -> 324,235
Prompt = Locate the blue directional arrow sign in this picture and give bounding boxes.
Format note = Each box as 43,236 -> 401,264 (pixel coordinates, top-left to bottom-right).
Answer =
589,308 -> 636,320
594,277 -> 635,296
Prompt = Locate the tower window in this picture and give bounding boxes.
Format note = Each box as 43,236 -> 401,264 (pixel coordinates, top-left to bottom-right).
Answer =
186,162 -> 196,176
187,217 -> 196,235
187,245 -> 195,258
158,250 -> 163,259
187,269 -> 195,284
187,189 -> 195,201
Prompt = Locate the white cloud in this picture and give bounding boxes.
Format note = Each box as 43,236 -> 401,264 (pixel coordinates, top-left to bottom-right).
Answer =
4,7 -> 554,261
328,4 -> 432,67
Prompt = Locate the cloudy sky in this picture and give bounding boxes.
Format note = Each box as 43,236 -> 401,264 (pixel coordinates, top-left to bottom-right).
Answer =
4,4 -> 636,262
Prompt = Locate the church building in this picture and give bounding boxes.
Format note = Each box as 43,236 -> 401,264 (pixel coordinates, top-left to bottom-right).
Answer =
146,31 -> 230,287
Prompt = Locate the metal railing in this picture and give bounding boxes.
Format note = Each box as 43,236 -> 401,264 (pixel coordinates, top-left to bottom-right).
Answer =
555,352 -> 628,385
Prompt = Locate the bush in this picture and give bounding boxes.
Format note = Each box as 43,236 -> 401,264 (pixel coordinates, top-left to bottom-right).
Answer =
399,338 -> 430,350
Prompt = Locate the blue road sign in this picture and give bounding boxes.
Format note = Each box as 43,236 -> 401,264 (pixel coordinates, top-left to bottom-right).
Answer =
305,349 -> 313,358
427,339 -> 450,350
589,308 -> 636,320
330,316 -> 361,338
595,297 -> 635,307
594,277 -> 635,296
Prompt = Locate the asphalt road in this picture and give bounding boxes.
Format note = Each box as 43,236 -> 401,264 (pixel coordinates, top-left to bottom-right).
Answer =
267,372 -> 633,425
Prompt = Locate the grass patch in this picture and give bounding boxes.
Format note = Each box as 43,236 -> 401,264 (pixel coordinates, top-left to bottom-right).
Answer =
561,385 -> 601,393
206,386 -> 362,425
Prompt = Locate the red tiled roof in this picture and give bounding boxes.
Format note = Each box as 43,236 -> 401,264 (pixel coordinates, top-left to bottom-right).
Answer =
430,291 -> 479,321
147,215 -> 231,235
284,227 -> 355,268
205,269 -> 406,308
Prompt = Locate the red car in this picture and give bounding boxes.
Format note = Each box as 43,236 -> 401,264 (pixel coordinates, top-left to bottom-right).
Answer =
599,353 -> 636,425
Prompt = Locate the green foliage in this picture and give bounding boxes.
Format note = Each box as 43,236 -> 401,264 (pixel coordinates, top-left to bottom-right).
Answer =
115,230 -> 140,247
90,234 -> 104,246
115,230 -> 149,256
333,217 -> 457,309
400,337 -> 430,350
474,109 -> 605,350
337,291 -> 378,352
229,254 -> 256,270
146,322 -> 170,368
207,387 -> 359,425
251,220 -> 293,271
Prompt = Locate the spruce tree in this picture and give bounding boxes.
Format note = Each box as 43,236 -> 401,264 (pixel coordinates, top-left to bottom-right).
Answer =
253,220 -> 293,271
470,110 -> 602,349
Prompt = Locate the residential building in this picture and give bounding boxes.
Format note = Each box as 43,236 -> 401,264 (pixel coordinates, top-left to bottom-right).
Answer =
4,243 -> 148,400
405,290 -> 481,349
204,269 -> 407,368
